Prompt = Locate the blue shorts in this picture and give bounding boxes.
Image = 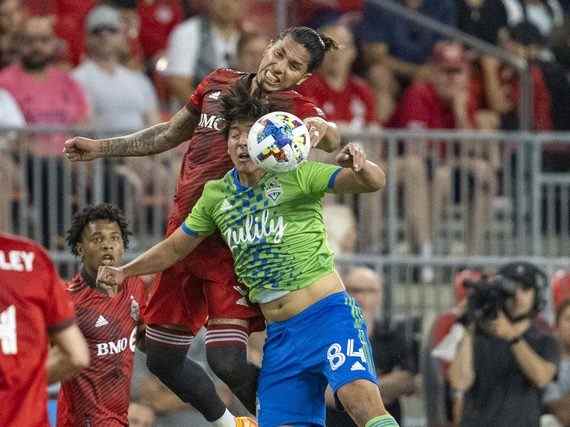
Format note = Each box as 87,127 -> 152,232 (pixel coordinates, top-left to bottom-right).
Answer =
257,291 -> 378,427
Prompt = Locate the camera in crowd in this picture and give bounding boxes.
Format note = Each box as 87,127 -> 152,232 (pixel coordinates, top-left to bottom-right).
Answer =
460,262 -> 548,324
463,275 -> 517,323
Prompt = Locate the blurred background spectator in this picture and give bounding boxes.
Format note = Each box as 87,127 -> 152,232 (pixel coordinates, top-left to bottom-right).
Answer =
502,0 -> 564,38
357,0 -> 456,84
0,0 -> 24,69
164,0 -> 242,104
234,31 -> 270,73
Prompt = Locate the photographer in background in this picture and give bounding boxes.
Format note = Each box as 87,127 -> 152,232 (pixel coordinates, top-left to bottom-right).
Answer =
448,262 -> 560,427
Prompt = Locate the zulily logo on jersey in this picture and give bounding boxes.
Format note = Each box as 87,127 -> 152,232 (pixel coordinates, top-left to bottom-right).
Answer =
224,210 -> 287,251
198,113 -> 225,131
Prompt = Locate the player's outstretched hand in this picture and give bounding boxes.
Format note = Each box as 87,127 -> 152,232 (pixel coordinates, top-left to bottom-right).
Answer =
304,117 -> 328,147
335,143 -> 366,172
63,137 -> 102,162
96,266 -> 125,294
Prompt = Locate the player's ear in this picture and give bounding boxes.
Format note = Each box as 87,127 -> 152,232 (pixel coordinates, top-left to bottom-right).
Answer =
76,244 -> 84,257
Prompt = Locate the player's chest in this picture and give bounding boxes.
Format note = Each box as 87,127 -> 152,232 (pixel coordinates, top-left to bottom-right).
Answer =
195,86 -> 229,133
74,293 -> 141,345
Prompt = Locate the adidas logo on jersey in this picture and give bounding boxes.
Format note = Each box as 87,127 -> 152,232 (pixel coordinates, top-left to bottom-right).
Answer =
208,91 -> 221,100
221,199 -> 233,212
350,361 -> 366,371
95,315 -> 109,328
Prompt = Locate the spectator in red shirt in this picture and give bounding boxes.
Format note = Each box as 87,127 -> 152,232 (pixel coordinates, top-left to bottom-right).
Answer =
389,41 -> 498,258
299,22 -> 377,128
298,22 -> 383,250
137,0 -> 183,62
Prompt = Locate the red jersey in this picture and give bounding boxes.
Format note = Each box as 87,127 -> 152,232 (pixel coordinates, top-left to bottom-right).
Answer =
57,273 -> 145,427
0,233 -> 75,427
298,73 -> 377,127
138,0 -> 184,59
170,68 -> 324,230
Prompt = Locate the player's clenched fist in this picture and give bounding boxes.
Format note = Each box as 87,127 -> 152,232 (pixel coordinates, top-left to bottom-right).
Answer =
63,137 -> 102,162
335,142 -> 366,172
96,265 -> 125,290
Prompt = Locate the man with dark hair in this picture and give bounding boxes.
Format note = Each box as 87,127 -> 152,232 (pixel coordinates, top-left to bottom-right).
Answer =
449,262 -> 560,427
64,25 -> 341,427
98,81 -> 397,427
56,203 -> 147,427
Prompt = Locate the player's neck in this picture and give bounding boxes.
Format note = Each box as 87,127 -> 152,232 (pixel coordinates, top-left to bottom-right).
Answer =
81,266 -> 98,289
238,169 -> 266,187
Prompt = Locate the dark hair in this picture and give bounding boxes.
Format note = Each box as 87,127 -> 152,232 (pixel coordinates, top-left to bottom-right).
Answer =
220,79 -> 287,137
66,203 -> 131,256
276,26 -> 339,72
556,298 -> 570,325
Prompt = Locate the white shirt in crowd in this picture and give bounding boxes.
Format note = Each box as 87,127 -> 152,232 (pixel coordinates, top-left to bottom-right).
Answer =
0,88 -> 25,128
164,16 -> 239,77
72,60 -> 159,134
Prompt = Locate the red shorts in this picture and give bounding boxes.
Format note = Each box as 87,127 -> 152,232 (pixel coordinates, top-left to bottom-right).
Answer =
143,232 -> 264,336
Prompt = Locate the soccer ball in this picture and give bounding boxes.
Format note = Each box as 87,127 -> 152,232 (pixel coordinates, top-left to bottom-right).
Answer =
247,111 -> 311,173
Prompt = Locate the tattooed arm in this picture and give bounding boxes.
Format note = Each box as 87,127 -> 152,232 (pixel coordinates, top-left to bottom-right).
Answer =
63,107 -> 200,161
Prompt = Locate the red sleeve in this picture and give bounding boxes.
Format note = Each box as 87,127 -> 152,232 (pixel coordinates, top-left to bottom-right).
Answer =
532,67 -> 553,131
394,84 -> 432,128
185,69 -> 221,113
292,94 -> 326,120
39,251 -> 75,333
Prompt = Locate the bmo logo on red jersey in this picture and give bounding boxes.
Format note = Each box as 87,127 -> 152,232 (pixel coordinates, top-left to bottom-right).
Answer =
95,327 -> 137,356
199,113 -> 224,131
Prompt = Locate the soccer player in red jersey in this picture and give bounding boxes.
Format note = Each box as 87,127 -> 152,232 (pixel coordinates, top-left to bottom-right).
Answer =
56,204 -> 147,427
64,26 -> 340,426
0,233 -> 89,427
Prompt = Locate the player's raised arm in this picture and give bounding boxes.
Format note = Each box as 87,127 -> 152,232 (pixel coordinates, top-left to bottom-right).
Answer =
97,228 -> 206,287
331,142 -> 386,193
47,324 -> 90,384
64,106 -> 199,161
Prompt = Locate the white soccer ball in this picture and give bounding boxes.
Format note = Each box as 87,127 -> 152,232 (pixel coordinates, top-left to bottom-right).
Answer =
247,111 -> 311,173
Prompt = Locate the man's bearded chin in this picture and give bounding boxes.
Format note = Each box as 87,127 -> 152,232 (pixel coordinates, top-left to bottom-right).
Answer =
21,54 -> 52,71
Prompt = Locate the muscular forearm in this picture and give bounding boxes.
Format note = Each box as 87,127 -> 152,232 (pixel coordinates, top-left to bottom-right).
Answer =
100,122 -> 179,157
511,339 -> 556,387
122,238 -> 187,278
317,121 -> 341,153
448,332 -> 474,391
353,161 -> 386,192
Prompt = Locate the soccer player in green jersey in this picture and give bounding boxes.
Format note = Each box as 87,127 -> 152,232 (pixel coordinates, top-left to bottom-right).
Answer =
97,83 -> 399,427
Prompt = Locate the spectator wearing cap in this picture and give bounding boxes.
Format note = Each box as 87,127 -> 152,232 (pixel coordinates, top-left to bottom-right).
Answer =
164,0 -> 241,105
357,0 -> 456,84
389,41 -> 498,257
448,262 -> 560,427
73,5 -> 160,133
73,5 -> 173,228
543,299 -> 570,426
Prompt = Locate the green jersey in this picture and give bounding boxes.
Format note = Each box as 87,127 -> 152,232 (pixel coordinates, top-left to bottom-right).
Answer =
183,161 -> 342,303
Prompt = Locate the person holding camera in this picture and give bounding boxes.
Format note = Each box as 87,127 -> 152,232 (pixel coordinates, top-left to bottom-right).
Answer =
448,262 -> 560,427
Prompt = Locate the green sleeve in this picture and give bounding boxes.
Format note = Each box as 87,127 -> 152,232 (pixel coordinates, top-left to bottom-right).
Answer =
295,161 -> 342,195
181,186 -> 217,237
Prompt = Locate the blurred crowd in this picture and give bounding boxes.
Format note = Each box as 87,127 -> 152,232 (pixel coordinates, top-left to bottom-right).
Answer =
1,0 -> 570,262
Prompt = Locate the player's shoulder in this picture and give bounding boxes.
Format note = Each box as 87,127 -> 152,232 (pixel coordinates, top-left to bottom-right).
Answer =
204,68 -> 246,87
